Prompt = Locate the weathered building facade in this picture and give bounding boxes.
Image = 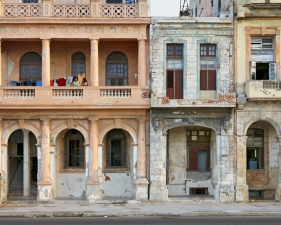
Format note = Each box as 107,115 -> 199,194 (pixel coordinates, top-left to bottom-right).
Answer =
149,17 -> 236,202
235,0 -> 281,202
0,0 -> 151,203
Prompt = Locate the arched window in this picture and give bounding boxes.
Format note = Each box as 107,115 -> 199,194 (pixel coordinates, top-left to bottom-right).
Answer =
20,52 -> 42,81
106,52 -> 128,86
246,128 -> 264,169
64,129 -> 84,169
106,129 -> 127,168
72,52 -> 86,77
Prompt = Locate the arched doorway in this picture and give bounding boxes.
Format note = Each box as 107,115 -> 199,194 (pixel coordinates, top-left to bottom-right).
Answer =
167,126 -> 216,198
106,52 -> 128,86
20,52 -> 42,84
8,129 -> 37,197
54,129 -> 86,199
102,129 -> 135,200
246,121 -> 277,200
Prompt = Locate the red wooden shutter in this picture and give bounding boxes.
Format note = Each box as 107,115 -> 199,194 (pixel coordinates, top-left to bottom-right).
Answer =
175,70 -> 183,99
200,70 -> 207,90
166,70 -> 174,99
189,146 -> 198,171
208,70 -> 216,90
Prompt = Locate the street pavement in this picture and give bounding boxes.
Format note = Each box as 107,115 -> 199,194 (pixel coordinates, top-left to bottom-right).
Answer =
0,201 -> 281,218
1,217 -> 281,225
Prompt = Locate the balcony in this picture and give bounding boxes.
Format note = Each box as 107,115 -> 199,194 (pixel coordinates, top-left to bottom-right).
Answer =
245,80 -> 281,100
0,0 -> 148,18
0,86 -> 150,109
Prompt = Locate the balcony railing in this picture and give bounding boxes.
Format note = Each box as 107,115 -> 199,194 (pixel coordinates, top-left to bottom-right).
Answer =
245,80 -> 281,100
1,1 -> 148,18
0,86 -> 150,108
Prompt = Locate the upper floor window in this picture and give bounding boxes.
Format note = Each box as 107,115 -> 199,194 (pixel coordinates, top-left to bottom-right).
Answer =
20,52 -> 42,81
166,44 -> 183,99
72,52 -> 86,78
251,37 -> 273,50
106,52 -> 128,86
23,0 -> 38,2
64,129 -> 84,169
105,129 -> 128,169
106,0 -> 137,3
167,44 -> 183,57
200,44 -> 216,91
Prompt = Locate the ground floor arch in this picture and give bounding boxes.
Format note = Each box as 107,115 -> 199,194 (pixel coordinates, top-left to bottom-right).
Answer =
5,129 -> 38,199
100,128 -> 136,200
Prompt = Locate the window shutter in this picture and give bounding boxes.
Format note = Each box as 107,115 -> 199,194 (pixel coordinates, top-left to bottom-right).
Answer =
175,70 -> 183,99
166,70 -> 174,99
189,146 -> 198,171
207,145 -> 210,171
259,147 -> 264,170
200,70 -> 207,90
269,63 -> 276,80
208,70 -> 217,90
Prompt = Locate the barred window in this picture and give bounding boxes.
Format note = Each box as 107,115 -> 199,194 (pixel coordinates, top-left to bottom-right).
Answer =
64,129 -> 84,169
106,129 -> 127,168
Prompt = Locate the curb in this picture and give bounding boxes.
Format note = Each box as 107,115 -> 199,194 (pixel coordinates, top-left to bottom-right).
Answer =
0,212 -> 281,218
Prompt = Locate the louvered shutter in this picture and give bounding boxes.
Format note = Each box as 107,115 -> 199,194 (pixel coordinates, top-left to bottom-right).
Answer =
166,70 -> 174,99
269,63 -> 276,80
189,146 -> 198,171
175,70 -> 183,99
208,70 -> 217,90
200,70 -> 207,90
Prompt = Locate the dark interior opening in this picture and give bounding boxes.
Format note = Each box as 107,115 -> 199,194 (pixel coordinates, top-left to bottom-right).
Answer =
256,63 -> 269,80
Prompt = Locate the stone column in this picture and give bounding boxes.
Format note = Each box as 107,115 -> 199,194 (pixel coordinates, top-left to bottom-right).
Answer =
50,144 -> 56,197
86,117 -> 101,201
135,118 -> 149,201
1,144 -> 8,202
42,39 -> 51,87
38,119 -> 53,201
23,130 -> 30,197
235,135 -> 249,202
90,0 -> 99,17
138,39 -> 146,87
90,39 -> 99,87
0,120 -> 3,203
275,136 -> 281,201
0,40 -> 2,86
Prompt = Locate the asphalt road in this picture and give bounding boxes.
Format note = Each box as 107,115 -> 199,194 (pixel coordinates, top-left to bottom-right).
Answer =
0,217 -> 281,225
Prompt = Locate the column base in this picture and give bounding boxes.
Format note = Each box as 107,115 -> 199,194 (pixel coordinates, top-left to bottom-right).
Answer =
86,180 -> 101,202
149,184 -> 168,202
215,185 -> 235,203
37,180 -> 53,201
235,184 -> 249,202
135,178 -> 149,201
275,184 -> 281,201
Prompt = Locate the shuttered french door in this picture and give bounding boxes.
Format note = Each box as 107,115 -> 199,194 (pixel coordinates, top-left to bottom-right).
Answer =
166,70 -> 183,99
200,70 -> 216,90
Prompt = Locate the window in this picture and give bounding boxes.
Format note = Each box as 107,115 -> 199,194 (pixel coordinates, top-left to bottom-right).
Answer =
23,0 -> 38,2
106,52 -> 128,86
246,129 -> 264,170
72,52 -> 85,78
200,44 -> 216,90
63,129 -> 84,169
166,44 -> 183,99
20,52 -> 42,81
186,130 -> 210,172
106,0 -> 122,3
251,37 -> 275,80
106,129 -> 127,168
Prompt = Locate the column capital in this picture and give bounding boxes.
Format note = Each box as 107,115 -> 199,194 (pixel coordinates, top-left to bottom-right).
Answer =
137,118 -> 147,123
90,39 -> 99,43
137,38 -> 147,42
41,38 -> 51,42
89,117 -> 99,122
40,117 -> 51,123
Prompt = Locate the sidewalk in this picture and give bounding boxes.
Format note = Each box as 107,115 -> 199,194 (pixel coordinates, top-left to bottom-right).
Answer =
0,200 -> 281,217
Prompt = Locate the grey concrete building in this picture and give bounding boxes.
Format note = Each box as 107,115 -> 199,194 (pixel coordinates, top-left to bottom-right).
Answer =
149,17 -> 236,202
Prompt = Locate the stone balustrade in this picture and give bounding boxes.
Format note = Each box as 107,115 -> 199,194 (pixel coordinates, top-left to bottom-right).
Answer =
246,80 -> 281,100
0,1 -> 147,18
0,86 -> 150,108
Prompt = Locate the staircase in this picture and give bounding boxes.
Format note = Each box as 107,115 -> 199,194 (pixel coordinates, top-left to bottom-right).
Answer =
9,160 -> 23,196
30,182 -> 37,196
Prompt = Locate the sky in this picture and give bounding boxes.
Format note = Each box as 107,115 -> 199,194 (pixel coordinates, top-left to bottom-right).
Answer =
150,0 -> 182,17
